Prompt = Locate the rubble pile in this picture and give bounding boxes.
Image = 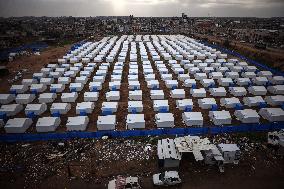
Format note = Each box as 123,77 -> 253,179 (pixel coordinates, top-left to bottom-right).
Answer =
211,133 -> 264,152
0,138 -> 155,188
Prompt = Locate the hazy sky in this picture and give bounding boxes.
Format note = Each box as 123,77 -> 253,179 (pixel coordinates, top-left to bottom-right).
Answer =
0,0 -> 283,17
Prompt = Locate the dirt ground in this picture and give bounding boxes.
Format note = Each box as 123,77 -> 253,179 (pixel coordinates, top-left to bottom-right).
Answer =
0,133 -> 283,189
0,45 -> 71,93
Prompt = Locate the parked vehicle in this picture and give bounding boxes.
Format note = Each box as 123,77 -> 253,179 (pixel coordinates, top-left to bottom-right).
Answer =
108,176 -> 141,189
153,171 -> 181,186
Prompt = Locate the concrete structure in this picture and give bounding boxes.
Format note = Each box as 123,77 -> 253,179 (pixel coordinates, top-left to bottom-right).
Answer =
157,138 -> 181,168
217,144 -> 241,164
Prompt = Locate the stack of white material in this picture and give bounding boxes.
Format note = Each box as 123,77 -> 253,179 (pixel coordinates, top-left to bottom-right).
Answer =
182,112 -> 203,126
234,109 -> 260,123
93,75 -> 105,83
106,91 -> 120,101
220,97 -> 241,108
155,113 -> 174,128
129,90 -> 142,100
184,79 -> 196,87
270,76 -> 284,85
225,72 -> 239,79
229,87 -> 247,97
22,79 -> 37,86
4,118 -> 32,133
25,103 -> 47,116
48,72 -> 62,78
50,84 -> 65,93
126,114 -> 145,129
128,81 -> 140,90
147,80 -> 159,89
69,83 -> 84,92
248,86 -> 267,96
101,102 -> 118,113
128,101 -> 143,113
76,102 -> 95,114
15,94 -> 36,104
165,80 -> 178,89
97,115 -> 116,130
259,108 -> 284,122
218,78 -> 234,87
267,85 -> 284,95
209,72 -> 223,79
36,117 -> 61,132
10,85 -> 28,93
84,92 -> 98,102
170,89 -> 185,99
30,84 -> 47,93
61,92 -> 78,102
265,95 -> 284,106
38,93 -> 57,103
58,77 -> 71,84
200,79 -> 215,88
198,98 -> 217,109
109,79 -> 121,89
209,110 -> 232,125
153,100 -> 169,112
194,73 -> 207,81
89,82 -> 102,91
75,76 -> 88,84
0,104 -> 23,116
209,87 -> 226,97
252,77 -> 268,86
50,103 -> 71,115
243,96 -> 265,107
0,94 -> 15,104
40,78 -> 54,85
176,99 -> 193,111
190,88 -> 206,98
150,90 -> 164,100
236,78 -> 251,86
128,75 -> 139,81
66,116 -> 89,131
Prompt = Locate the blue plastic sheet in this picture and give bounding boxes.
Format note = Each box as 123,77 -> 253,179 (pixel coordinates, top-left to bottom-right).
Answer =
0,122 -> 284,143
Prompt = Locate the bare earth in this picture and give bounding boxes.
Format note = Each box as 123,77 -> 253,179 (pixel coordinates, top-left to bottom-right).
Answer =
0,133 -> 283,189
